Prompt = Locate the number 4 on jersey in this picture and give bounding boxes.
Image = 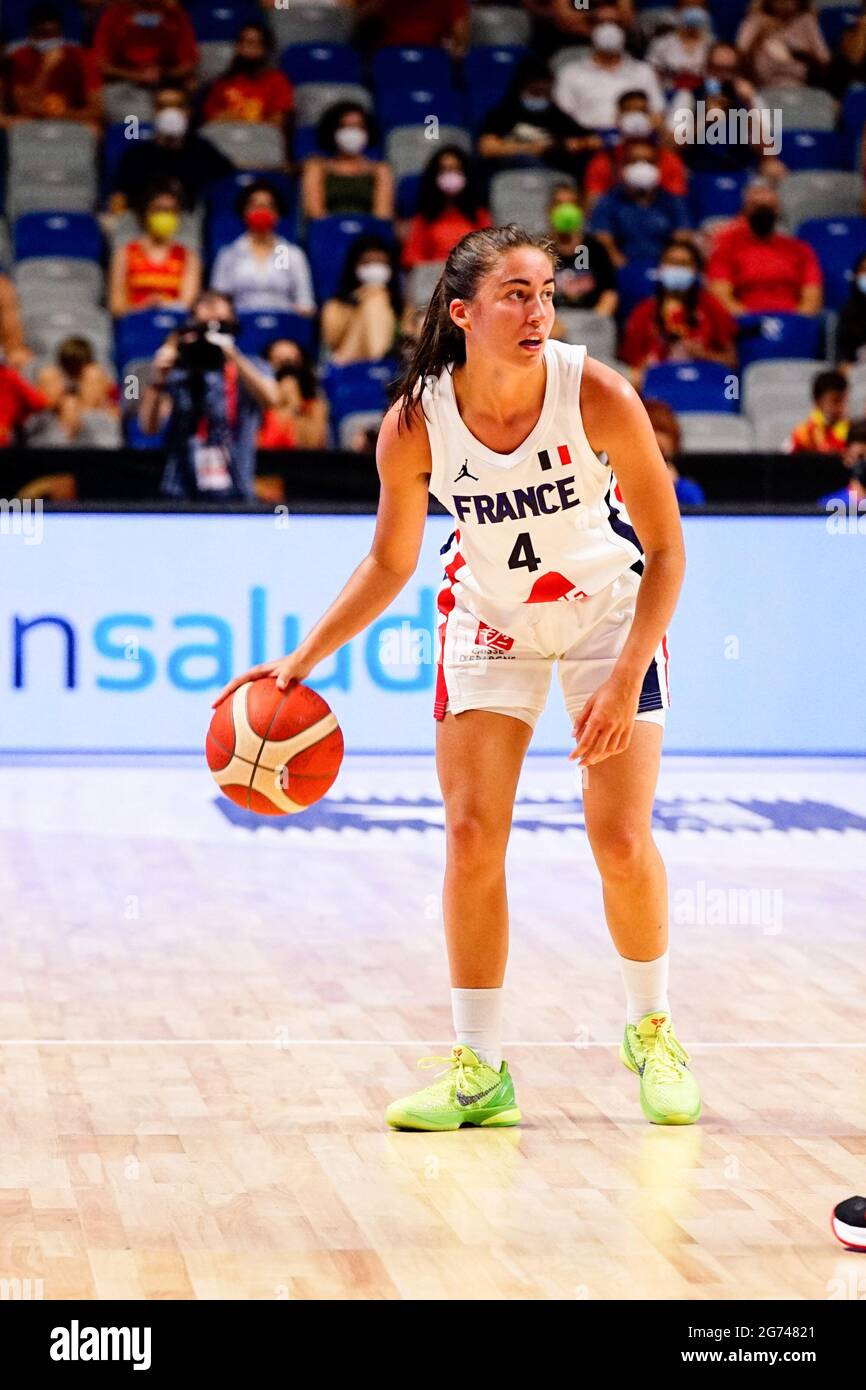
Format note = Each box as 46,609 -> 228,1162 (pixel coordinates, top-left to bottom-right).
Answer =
507,531 -> 542,573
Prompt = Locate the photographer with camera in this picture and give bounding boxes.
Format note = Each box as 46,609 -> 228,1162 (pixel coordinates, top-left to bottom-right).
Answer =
138,289 -> 279,501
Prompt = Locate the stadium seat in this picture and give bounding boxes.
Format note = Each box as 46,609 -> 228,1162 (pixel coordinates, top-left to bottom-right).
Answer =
102,121 -> 154,195
797,217 -> 866,311
818,5 -> 859,53
8,120 -> 96,174
396,172 -> 423,219
489,168 -> 563,234
633,7 -> 677,44
708,0 -> 751,44
199,122 -> 284,169
737,313 -> 824,369
678,413 -> 756,453
7,168 -> 98,219
376,86 -> 466,134
204,170 -> 296,218
840,85 -> 866,168
266,4 -> 353,48
292,82 -> 372,130
469,5 -> 531,46
742,359 -> 831,422
548,46 -> 592,76
753,410 -> 802,451
616,260 -> 659,321
1,0 -> 83,40
338,409 -> 385,449
779,131 -> 844,172
103,82 -> 154,126
13,212 -> 102,263
306,215 -> 395,302
642,362 -> 739,414
187,0 -> 257,42
555,309 -> 617,360
759,86 -> 837,133
24,306 -> 113,366
322,359 -> 399,430
464,47 -> 524,132
114,308 -> 188,373
405,261 -> 446,308
236,310 -> 317,357
198,42 -> 234,85
372,46 -> 455,93
689,171 -> 750,224
385,126 -> 472,182
280,42 -> 363,86
780,172 -> 863,228
13,258 -> 103,308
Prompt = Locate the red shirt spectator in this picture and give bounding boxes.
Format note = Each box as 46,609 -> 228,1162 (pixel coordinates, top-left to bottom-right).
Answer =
402,207 -> 492,268
585,144 -> 688,201
0,367 -> 48,447
4,38 -> 101,122
204,70 -> 293,125
92,0 -> 197,87
622,290 -> 736,368
364,0 -> 468,48
707,216 -> 823,313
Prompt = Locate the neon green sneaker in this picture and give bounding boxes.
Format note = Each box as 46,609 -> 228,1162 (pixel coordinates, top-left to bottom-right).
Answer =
386,1044 -> 521,1131
620,1012 -> 701,1125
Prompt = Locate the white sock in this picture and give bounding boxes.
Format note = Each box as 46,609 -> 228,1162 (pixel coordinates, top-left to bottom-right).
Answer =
619,951 -> 670,1026
451,987 -> 503,1072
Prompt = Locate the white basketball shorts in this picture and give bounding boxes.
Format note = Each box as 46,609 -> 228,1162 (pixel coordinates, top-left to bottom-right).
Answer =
433,567 -> 670,732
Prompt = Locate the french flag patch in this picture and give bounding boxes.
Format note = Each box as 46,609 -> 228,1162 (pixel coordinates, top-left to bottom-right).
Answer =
475,622 -> 514,651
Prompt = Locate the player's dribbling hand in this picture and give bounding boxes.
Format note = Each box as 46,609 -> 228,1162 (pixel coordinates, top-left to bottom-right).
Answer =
568,675 -> 640,767
211,655 -> 310,708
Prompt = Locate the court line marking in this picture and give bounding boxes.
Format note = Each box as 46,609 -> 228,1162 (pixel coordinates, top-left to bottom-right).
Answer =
0,1040 -> 864,1049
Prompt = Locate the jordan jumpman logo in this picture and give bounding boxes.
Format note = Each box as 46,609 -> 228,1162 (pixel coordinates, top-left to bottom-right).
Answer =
454,460 -> 479,482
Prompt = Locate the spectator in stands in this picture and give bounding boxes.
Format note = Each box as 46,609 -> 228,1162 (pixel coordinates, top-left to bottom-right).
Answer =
92,0 -> 197,91
211,181 -> 316,315
827,1 -> 866,95
202,22 -> 293,131
477,54 -> 603,178
259,338 -> 330,450
347,422 -> 380,455
35,335 -> 118,420
820,419 -> 866,505
647,4 -> 713,90
0,359 -> 50,447
1,2 -> 102,129
109,181 -> 201,316
643,396 -> 706,505
707,182 -> 823,315
138,288 -> 279,500
109,83 -> 234,215
836,251 -> 866,364
401,147 -> 492,269
553,16 -> 665,131
588,138 -> 691,267
353,0 -> 469,53
322,235 -> 402,366
675,88 -> 766,174
525,0 -> 636,59
0,273 -> 32,371
787,369 -> 849,453
622,239 -> 737,380
27,335 -> 122,449
546,183 -> 618,323
301,102 -> 393,220
584,91 -> 688,211
736,0 -> 830,89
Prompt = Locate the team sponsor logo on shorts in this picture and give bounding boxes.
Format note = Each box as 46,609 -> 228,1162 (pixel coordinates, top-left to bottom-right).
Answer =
474,622 -> 514,652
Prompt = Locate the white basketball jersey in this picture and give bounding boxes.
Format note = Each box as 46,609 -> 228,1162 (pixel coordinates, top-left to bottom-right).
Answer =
421,339 -> 644,629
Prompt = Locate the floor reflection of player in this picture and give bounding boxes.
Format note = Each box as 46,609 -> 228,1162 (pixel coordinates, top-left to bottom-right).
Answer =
215,224 -> 702,1132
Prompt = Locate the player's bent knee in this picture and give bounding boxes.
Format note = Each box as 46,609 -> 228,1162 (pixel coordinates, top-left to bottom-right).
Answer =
588,824 -> 654,878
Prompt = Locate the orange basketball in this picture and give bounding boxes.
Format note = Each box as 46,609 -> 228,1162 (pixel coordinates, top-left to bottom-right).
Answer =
206,678 -> 344,815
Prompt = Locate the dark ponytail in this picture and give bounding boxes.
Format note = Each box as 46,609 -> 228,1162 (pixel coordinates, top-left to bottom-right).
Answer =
390,223 -> 559,434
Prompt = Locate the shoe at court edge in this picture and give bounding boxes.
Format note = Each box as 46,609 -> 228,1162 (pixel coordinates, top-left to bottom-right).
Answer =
620,1011 -> 702,1125
386,1044 -> 522,1131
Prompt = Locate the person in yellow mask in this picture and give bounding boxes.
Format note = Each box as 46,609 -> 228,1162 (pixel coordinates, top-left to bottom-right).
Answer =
109,179 -> 201,318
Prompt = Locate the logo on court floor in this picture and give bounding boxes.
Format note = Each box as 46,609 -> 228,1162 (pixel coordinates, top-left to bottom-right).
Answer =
474,622 -> 514,652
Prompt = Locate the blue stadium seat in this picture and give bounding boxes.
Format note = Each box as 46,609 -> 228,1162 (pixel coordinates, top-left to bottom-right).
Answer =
279,42 -> 363,86
396,173 -> 422,219
780,130 -> 844,173
1,0 -> 82,41
306,215 -> 396,301
376,86 -> 466,134
14,212 -> 102,262
463,46 -> 523,132
736,313 -> 823,370
115,309 -> 188,372
236,310 -> 317,356
798,217 -> 866,312
102,121 -> 154,196
372,46 -> 454,93
642,363 -> 739,415
322,359 -> 399,431
841,86 -> 866,169
204,170 -> 296,218
708,0 -> 750,44
819,6 -> 859,53
187,0 -> 258,42
616,260 -> 658,322
125,415 -> 166,450
689,171 -> 749,224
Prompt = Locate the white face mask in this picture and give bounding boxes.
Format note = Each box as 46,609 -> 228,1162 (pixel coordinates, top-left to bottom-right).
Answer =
624,160 -> 661,192
356,262 -> 391,287
593,22 -> 626,55
334,126 -> 368,155
33,36 -> 64,53
154,107 -> 188,139
437,170 -> 466,196
619,111 -> 652,137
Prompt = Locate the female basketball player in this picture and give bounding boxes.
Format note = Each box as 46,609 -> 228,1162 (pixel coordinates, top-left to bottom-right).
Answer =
215,224 -> 701,1130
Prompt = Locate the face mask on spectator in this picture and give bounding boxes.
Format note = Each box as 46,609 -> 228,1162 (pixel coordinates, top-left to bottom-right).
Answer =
356,262 -> 392,287
521,94 -> 551,113
659,265 -> 697,292
704,76 -> 723,96
550,202 -> 583,234
147,210 -> 179,239
437,170 -> 467,195
680,7 -> 709,29
155,107 -> 188,138
623,160 -> 660,192
245,207 -> 278,233
334,126 -> 368,154
747,207 -> 777,238
33,36 -> 64,52
619,111 -> 652,137
593,23 -> 626,54
134,11 -> 162,27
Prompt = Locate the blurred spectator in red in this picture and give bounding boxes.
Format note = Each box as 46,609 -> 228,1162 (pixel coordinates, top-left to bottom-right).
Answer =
109,83 -> 234,214
354,0 -> 469,53
584,91 -> 688,211
588,138 -> 691,268
622,239 -> 736,381
301,102 -> 394,219
546,183 -> 618,322
0,363 -> 49,447
202,22 -> 293,129
0,274 -> 33,371
109,181 -> 201,315
787,370 -> 849,453
736,0 -> 829,89
211,181 -> 315,315
322,234 -> 402,365
402,147 -> 492,269
707,183 -> 823,315
553,15 -> 665,131
643,397 -> 706,506
524,0 -> 635,60
477,54 -> 603,177
647,3 -> 713,89
1,2 -> 102,128
92,0 -> 197,91
258,339 -> 330,449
